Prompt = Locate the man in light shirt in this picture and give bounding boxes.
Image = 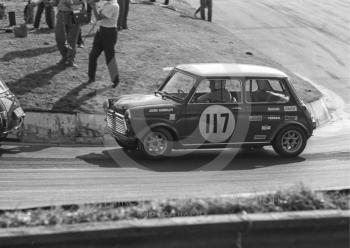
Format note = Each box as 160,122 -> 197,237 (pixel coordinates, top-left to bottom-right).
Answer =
87,0 -> 120,87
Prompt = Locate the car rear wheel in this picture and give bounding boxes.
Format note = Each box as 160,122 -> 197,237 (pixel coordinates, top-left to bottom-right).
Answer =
273,126 -> 307,157
139,128 -> 173,159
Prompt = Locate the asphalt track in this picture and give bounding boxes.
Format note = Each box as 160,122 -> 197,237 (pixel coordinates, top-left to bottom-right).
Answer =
0,0 -> 350,209
0,130 -> 349,209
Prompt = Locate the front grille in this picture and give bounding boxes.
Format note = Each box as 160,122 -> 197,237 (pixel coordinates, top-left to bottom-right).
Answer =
107,110 -> 127,136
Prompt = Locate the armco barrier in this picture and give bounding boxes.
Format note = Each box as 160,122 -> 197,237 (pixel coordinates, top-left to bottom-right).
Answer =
7,111 -> 106,145
0,210 -> 348,248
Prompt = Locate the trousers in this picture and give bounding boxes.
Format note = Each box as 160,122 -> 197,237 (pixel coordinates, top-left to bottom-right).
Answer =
117,0 -> 130,29
34,2 -> 55,29
200,0 -> 212,22
88,26 -> 119,84
55,11 -> 80,63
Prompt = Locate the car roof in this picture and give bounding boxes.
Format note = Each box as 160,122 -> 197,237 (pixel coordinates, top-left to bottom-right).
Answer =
176,63 -> 288,78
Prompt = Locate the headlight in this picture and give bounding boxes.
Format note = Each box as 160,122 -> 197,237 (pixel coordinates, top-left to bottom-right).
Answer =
0,79 -> 10,95
124,109 -> 131,119
124,109 -> 133,133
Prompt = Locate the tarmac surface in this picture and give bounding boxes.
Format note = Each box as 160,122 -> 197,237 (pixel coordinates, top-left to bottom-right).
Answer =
187,0 -> 350,115
0,0 -> 349,209
0,130 -> 349,209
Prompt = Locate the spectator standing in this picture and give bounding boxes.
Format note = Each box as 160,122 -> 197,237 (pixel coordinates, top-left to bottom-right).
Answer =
0,3 -> 5,20
117,0 -> 129,30
33,0 -> 55,29
150,0 -> 169,5
77,29 -> 84,48
194,0 -> 212,22
54,0 -> 85,68
87,0 -> 120,87
24,0 -> 35,24
76,3 -> 92,48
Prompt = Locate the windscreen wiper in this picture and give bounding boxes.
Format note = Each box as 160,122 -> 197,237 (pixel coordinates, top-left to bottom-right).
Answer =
162,91 -> 182,102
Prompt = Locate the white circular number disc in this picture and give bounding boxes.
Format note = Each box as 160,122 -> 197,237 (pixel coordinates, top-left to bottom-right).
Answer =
199,105 -> 235,143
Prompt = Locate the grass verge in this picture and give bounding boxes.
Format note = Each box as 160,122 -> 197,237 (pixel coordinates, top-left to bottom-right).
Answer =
0,185 -> 348,228
0,0 -> 321,114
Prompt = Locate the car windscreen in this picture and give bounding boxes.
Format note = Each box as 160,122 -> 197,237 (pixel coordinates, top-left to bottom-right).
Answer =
160,71 -> 195,101
0,80 -> 9,94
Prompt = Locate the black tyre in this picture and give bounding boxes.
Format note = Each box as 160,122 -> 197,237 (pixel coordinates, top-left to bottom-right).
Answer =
139,128 -> 173,159
273,126 -> 307,157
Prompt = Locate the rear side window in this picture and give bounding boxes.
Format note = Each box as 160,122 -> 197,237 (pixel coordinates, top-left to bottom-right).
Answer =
245,79 -> 290,103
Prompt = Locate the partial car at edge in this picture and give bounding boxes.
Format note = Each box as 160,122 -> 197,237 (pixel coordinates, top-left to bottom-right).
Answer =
0,78 -> 25,140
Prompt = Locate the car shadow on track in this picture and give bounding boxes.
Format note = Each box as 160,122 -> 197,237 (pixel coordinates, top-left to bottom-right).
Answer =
0,144 -> 49,156
77,147 -> 306,172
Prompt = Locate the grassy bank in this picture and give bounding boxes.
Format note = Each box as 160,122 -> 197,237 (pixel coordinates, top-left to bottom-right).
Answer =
0,186 -> 348,228
0,0 -> 321,114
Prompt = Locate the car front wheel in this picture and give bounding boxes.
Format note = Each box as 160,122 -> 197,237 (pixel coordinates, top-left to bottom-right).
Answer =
139,128 -> 173,159
273,126 -> 307,157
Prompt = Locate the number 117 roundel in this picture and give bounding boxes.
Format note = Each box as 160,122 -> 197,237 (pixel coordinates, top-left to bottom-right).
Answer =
199,105 -> 235,143
104,63 -> 316,159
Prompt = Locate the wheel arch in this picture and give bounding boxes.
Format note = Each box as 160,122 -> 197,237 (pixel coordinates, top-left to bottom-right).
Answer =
138,123 -> 180,141
271,122 -> 309,142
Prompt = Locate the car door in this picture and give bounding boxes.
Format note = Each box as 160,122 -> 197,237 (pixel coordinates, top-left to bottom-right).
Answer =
244,78 -> 291,142
180,78 -> 249,146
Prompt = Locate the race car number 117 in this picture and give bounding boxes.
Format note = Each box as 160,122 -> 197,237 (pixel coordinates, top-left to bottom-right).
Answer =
199,105 -> 235,143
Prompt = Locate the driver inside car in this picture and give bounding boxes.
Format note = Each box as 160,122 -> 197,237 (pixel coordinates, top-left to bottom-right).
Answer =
197,80 -> 232,103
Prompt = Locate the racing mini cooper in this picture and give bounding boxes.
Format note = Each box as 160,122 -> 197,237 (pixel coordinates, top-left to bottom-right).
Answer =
0,78 -> 25,140
104,63 -> 316,159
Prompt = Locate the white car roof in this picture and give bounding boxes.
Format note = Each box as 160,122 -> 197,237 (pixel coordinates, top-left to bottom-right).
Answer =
176,63 -> 288,78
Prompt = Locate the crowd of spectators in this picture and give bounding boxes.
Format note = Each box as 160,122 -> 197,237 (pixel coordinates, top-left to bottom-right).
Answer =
3,0 -> 213,87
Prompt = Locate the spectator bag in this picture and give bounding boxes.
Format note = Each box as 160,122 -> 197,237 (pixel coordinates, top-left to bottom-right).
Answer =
72,9 -> 90,25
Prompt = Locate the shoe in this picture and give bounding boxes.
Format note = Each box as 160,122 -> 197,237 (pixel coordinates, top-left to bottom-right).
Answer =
56,58 -> 66,66
87,77 -> 95,83
112,81 -> 119,88
66,62 -> 79,69
117,26 -> 122,31
78,43 -> 85,48
122,26 -> 128,30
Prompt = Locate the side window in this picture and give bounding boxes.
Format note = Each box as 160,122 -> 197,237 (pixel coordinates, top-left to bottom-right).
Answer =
191,79 -> 234,103
245,79 -> 290,103
195,79 -> 211,94
226,79 -> 242,103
